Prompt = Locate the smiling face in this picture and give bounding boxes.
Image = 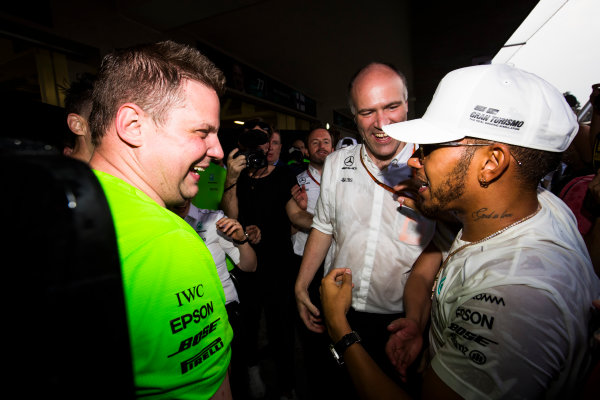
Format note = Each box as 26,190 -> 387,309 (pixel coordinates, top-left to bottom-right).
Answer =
143,79 -> 223,207
351,64 -> 408,168
307,128 -> 333,167
409,143 -> 476,218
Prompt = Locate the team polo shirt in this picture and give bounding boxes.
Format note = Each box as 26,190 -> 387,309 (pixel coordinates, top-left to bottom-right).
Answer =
312,144 -> 435,314
184,205 -> 240,305
94,170 -> 232,399
430,188 -> 600,399
292,165 -> 322,254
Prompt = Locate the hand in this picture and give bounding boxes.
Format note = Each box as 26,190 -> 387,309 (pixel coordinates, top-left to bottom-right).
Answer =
385,318 -> 423,382
291,184 -> 308,210
295,289 -> 325,333
245,224 -> 261,244
320,268 -> 354,340
225,148 -> 247,182
216,217 -> 246,242
393,178 -> 422,211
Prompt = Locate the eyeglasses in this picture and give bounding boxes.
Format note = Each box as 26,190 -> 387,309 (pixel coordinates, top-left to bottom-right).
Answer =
416,141 -> 522,166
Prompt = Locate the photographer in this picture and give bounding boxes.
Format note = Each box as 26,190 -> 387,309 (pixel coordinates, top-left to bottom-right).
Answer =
220,119 -> 298,399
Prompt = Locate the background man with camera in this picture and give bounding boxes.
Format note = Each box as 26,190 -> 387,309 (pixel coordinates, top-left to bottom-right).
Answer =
220,119 -> 298,399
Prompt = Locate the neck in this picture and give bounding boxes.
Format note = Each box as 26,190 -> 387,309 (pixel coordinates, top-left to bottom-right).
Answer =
309,162 -> 323,174
459,191 -> 539,242
90,147 -> 166,207
363,143 -> 405,170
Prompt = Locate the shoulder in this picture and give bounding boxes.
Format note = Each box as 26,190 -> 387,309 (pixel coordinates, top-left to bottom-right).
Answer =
327,144 -> 359,164
322,145 -> 359,176
194,207 -> 224,221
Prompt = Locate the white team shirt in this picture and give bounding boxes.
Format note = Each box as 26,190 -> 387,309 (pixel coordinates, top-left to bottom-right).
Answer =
291,164 -> 322,256
430,188 -> 600,399
312,144 -> 435,314
291,164 -> 335,273
184,206 -> 240,304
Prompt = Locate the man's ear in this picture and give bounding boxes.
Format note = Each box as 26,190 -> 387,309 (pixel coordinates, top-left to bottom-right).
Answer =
479,143 -> 511,185
67,113 -> 87,137
115,103 -> 145,147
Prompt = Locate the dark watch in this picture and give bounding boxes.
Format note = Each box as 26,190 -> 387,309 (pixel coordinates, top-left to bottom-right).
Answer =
329,331 -> 361,366
232,231 -> 249,245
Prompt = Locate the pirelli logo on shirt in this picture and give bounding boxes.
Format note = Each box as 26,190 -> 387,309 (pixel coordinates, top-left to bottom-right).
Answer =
180,337 -> 225,374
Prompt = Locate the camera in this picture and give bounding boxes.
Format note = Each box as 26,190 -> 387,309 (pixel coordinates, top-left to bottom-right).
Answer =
236,128 -> 268,169
235,148 -> 267,169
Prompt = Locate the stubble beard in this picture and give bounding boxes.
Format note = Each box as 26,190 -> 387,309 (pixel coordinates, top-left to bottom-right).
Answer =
419,151 -> 473,219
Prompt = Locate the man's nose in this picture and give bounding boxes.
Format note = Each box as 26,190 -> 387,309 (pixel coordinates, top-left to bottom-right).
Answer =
207,136 -> 224,161
374,110 -> 389,129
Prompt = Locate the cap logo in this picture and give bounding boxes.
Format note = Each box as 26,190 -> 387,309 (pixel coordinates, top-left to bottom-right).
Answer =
469,105 -> 524,131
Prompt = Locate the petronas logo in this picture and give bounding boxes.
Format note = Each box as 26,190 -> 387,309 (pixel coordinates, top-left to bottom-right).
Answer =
437,276 -> 446,295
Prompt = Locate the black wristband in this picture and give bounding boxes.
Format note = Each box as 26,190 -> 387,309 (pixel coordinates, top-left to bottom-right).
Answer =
329,331 -> 361,366
232,231 -> 249,245
223,182 -> 237,192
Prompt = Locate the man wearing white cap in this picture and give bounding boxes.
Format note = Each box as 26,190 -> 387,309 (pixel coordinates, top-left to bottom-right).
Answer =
320,64 -> 600,399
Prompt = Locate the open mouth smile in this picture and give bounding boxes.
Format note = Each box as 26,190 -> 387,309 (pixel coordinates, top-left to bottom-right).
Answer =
192,166 -> 205,175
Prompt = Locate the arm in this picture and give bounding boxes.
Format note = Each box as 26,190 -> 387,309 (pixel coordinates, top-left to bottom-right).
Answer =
295,228 -> 332,333
286,186 -> 314,232
386,242 -> 442,380
320,268 -> 459,400
216,217 -> 257,272
212,370 -> 232,400
220,149 -> 246,219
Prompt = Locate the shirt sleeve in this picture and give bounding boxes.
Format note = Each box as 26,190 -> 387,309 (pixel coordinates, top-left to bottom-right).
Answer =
311,155 -> 334,235
218,233 -> 240,265
431,284 -> 569,400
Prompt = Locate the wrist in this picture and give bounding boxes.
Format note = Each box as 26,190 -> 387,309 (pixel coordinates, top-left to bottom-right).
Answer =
232,231 -> 249,245
329,330 -> 361,366
294,280 -> 309,296
327,319 -> 353,343
223,182 -> 237,193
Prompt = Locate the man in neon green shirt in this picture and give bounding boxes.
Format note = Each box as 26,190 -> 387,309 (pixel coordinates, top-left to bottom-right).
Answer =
89,40 -> 233,399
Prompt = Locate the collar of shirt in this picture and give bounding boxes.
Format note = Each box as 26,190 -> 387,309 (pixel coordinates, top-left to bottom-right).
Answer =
307,164 -> 321,184
360,143 -> 415,186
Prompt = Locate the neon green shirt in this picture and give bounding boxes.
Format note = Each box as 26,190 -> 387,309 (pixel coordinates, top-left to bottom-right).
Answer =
94,170 -> 232,399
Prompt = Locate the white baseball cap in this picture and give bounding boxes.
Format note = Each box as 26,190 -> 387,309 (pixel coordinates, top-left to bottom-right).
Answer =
336,136 -> 358,150
382,64 -> 578,152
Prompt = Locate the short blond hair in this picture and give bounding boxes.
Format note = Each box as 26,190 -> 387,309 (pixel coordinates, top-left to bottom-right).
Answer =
90,40 -> 225,145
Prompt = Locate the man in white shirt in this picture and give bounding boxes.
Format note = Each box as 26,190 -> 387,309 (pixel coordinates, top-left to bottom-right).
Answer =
287,126 -> 334,259
294,63 -> 437,387
320,64 -> 600,399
